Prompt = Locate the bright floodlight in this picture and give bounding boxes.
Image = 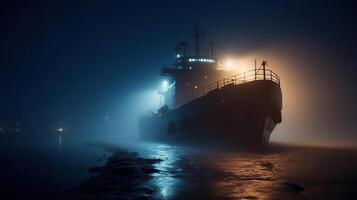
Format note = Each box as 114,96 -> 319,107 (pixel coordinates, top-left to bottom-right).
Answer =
224,59 -> 234,69
161,80 -> 169,93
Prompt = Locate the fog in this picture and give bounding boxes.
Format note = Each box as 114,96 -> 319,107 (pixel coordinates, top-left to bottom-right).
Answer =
107,39 -> 357,147
1,0 -> 356,148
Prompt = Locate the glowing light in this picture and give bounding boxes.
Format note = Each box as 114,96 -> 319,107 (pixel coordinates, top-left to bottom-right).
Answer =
224,59 -> 234,69
58,128 -> 63,132
161,80 -> 169,92
158,80 -> 170,97
187,58 -> 214,63
218,57 -> 253,73
176,54 -> 180,58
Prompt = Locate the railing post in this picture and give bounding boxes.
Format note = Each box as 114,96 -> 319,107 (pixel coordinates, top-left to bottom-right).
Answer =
270,70 -> 272,80
254,59 -> 257,80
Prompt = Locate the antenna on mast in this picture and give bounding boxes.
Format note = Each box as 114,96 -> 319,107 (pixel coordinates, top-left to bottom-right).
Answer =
210,42 -> 214,57
193,22 -> 204,56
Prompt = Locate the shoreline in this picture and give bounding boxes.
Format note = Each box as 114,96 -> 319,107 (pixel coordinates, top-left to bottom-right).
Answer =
69,142 -> 357,199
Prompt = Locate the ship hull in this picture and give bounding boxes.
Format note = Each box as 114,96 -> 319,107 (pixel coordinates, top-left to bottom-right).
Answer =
139,80 -> 282,148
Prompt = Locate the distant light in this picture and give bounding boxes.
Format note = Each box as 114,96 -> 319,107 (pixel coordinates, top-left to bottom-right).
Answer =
58,128 -> 63,132
194,85 -> 197,89
189,67 -> 192,70
176,54 -> 181,58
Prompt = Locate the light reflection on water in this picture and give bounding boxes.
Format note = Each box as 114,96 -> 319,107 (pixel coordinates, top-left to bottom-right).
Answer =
0,134 -> 294,199
125,142 -> 186,199
149,144 -> 182,199
208,153 -> 286,200
58,133 -> 62,151
123,141 -> 290,200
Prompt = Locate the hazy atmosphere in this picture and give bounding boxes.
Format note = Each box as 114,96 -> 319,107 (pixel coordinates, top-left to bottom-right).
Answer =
2,0 -> 356,146
2,1 -> 357,199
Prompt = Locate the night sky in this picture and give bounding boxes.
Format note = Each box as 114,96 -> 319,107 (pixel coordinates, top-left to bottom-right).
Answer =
1,0 -> 356,145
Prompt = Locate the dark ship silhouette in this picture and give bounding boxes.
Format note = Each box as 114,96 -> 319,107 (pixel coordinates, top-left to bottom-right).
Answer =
139,25 -> 282,148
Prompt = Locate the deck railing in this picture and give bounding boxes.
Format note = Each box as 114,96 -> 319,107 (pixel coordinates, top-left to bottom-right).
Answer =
185,68 -> 280,105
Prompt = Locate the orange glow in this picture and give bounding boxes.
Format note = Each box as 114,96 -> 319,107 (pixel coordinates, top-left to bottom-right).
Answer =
218,56 -> 254,74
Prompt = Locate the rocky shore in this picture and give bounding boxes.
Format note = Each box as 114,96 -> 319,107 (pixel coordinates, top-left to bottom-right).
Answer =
72,147 -> 162,199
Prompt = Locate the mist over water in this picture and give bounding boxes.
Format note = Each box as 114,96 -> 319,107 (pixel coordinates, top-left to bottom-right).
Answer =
1,1 -> 357,199
4,131 -> 355,200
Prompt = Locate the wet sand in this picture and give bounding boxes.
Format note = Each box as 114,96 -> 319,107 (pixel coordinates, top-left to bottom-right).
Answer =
170,144 -> 357,200
73,143 -> 357,200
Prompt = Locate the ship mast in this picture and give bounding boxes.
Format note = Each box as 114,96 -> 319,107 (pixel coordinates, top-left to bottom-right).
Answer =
193,23 -> 203,56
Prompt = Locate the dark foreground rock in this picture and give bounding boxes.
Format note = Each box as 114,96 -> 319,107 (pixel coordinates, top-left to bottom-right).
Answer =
71,149 -> 162,199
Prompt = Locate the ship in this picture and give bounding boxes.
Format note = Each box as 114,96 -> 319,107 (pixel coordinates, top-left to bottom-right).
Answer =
138,25 -> 282,148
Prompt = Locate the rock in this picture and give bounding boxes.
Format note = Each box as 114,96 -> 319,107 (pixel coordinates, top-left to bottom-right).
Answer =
110,166 -> 139,175
261,161 -> 274,170
243,195 -> 258,199
142,166 -> 160,174
134,194 -> 154,200
72,149 -> 162,198
283,181 -> 305,192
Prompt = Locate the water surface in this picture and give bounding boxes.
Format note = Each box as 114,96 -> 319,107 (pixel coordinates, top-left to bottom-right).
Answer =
2,134 -> 357,199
